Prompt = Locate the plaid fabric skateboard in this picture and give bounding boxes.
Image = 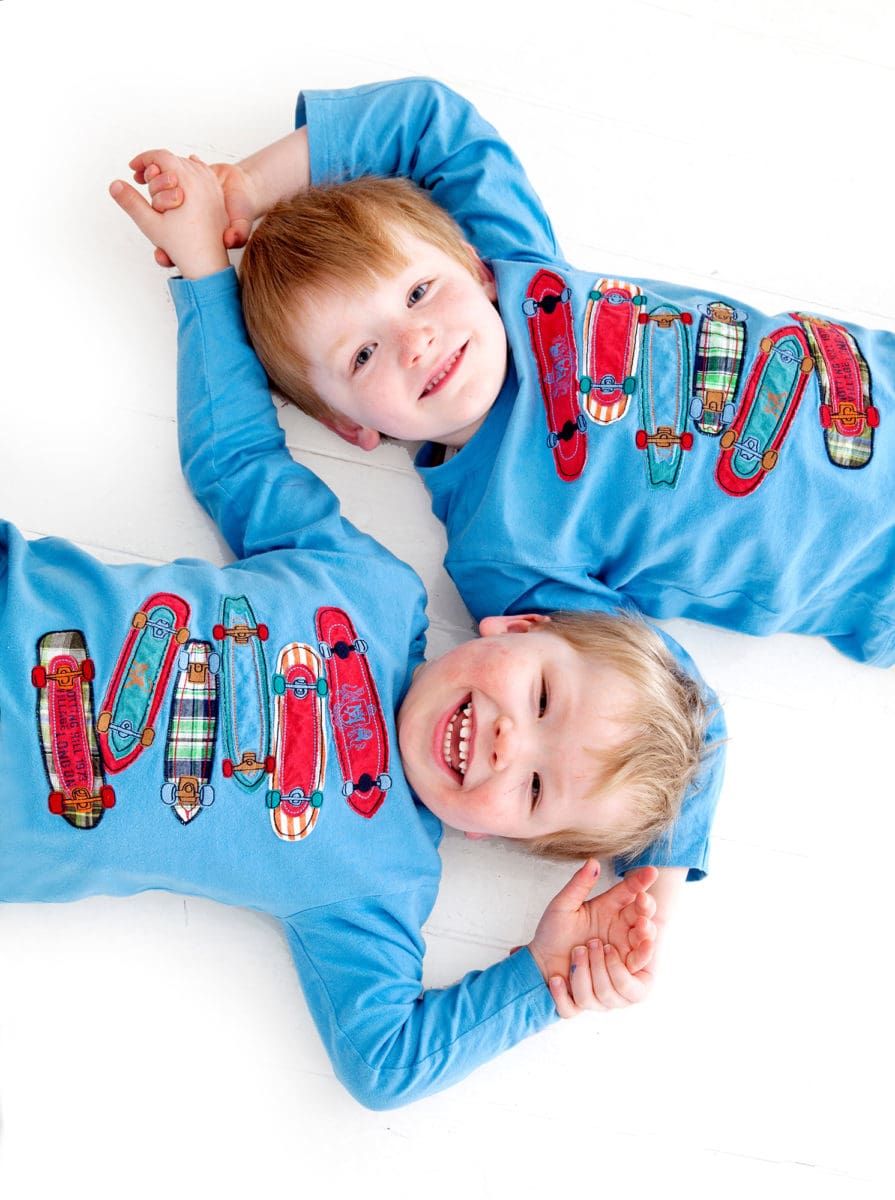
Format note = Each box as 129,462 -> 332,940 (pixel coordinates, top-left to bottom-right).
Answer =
97,592 -> 190,773
32,630 -> 115,829
580,279 -> 644,424
522,268 -> 587,481
160,640 -> 219,824
716,325 -> 814,497
215,595 -> 273,791
315,606 -> 391,819
690,302 -> 747,436
792,312 -> 879,469
267,642 -> 327,841
635,304 -> 694,487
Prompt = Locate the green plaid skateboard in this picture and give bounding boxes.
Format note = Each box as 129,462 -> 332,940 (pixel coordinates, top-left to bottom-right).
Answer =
160,640 -> 220,825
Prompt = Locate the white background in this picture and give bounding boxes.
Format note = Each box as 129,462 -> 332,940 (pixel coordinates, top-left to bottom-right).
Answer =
0,2 -> 892,1197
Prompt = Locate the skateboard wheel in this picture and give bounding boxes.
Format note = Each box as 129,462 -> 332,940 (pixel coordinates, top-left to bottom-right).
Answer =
341,780 -> 355,798
681,432 -> 694,451
48,792 -> 64,815
353,638 -> 368,655
622,376 -> 636,396
579,375 -> 592,395
819,403 -> 832,429
31,665 -> 47,688
759,336 -> 773,354
637,311 -> 648,325
175,626 -> 190,645
867,405 -> 880,429
720,428 -> 737,450
264,755 -> 276,774
575,413 -> 587,433
208,651 -> 221,675
132,611 -> 148,630
316,678 -> 328,697
589,289 -> 602,302
681,312 -> 693,325
800,356 -> 815,374
222,759 -> 234,778
688,397 -> 704,422
559,287 -> 571,304
161,784 -> 177,806
317,641 -> 332,661
96,710 -> 111,734
377,773 -> 392,792
256,624 -> 269,641
199,785 -> 214,807
310,791 -> 324,808
100,785 -> 115,809
635,430 -> 648,450
272,673 -> 286,695
722,402 -> 736,426
82,658 -> 96,682
141,727 -> 155,748
761,449 -> 778,471
266,790 -> 281,809
546,431 -> 559,449
212,623 -> 225,641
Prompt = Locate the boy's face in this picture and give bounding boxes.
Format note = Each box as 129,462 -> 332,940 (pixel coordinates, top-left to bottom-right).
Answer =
290,229 -> 509,449
397,616 -> 639,840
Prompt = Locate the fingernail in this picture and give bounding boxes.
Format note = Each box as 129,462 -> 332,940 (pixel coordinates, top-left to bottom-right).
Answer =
109,181 -> 123,197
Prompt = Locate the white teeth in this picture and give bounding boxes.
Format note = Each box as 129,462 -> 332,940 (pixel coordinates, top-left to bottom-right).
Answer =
423,349 -> 461,395
443,702 -> 472,776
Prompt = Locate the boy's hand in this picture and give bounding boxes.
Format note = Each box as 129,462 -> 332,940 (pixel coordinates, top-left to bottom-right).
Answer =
130,156 -> 257,268
528,861 -> 658,1016
110,151 -> 231,280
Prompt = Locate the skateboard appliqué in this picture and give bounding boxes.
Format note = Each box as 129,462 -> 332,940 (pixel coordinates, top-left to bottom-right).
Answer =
690,302 -> 747,435
522,268 -> 587,481
97,592 -> 190,773
160,640 -> 220,824
315,606 -> 391,818
215,595 -> 273,791
267,642 -> 327,841
580,279 -> 645,424
635,303 -> 694,487
32,630 -> 115,829
792,312 -> 878,469
716,325 -> 814,497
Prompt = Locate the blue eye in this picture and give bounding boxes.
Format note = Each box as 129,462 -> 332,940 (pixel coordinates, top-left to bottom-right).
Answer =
354,345 -> 374,370
408,282 -> 429,305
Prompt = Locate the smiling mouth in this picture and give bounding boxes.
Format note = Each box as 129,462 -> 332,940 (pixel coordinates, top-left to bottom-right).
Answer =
442,697 -> 472,779
421,345 -> 466,398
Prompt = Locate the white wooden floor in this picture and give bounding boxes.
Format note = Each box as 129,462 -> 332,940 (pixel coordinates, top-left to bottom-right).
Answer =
1,3 -> 891,1196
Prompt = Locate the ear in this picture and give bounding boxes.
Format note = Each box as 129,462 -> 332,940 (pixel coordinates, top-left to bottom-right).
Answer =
321,415 -> 381,452
477,613 -> 552,637
465,243 -> 498,302
464,831 -> 490,841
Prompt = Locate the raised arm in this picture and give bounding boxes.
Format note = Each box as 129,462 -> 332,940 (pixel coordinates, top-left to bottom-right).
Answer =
286,862 -> 659,1109
111,151 -> 378,564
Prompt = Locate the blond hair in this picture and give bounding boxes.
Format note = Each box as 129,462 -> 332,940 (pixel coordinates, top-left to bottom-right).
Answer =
520,610 -> 713,863
239,176 -> 481,425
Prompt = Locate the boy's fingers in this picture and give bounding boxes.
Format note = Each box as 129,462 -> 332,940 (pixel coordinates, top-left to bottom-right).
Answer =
548,975 -> 578,1020
549,859 -> 600,913
223,219 -> 252,249
625,936 -> 656,975
109,180 -> 159,237
154,247 -> 175,269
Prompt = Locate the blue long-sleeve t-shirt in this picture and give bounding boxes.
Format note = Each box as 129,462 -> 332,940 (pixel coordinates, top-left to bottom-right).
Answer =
299,78 -> 895,668
0,270 -> 557,1109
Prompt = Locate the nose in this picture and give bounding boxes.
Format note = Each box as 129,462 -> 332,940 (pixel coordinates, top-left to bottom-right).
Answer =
490,713 -> 524,772
398,321 -> 434,367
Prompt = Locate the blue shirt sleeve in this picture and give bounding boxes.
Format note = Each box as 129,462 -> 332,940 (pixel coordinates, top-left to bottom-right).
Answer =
298,76 -> 565,266
284,889 -> 557,1109
170,269 -> 384,565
